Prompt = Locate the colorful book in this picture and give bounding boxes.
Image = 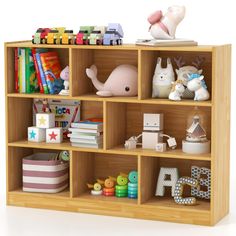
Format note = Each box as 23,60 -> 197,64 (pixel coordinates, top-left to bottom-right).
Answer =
71,121 -> 103,131
18,49 -> 22,92
25,48 -> 38,93
20,48 -> 26,93
35,53 -> 49,94
40,52 -> 63,94
32,48 -> 44,93
14,48 -> 19,92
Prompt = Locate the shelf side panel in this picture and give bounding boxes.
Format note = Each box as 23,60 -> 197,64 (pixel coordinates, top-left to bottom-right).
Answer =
211,45 -> 231,224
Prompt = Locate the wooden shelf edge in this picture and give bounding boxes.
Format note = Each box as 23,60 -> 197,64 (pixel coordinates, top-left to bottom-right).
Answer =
8,190 -> 210,213
7,140 -> 211,161
7,93 -> 73,100
7,93 -> 212,107
5,40 -> 215,52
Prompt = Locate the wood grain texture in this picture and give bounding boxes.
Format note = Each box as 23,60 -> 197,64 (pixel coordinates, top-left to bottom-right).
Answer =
211,45 -> 231,225
7,190 -> 211,225
5,42 -> 231,226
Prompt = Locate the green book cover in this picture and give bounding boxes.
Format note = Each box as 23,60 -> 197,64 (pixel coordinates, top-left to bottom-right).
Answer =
25,48 -> 38,93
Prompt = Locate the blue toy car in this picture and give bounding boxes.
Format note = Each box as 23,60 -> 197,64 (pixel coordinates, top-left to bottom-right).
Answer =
103,23 -> 124,45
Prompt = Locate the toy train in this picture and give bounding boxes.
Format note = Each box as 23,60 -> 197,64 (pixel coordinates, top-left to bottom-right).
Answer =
32,24 -> 124,46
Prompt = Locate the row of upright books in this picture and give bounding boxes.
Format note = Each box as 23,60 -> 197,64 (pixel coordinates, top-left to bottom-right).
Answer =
68,119 -> 103,148
15,48 -> 63,94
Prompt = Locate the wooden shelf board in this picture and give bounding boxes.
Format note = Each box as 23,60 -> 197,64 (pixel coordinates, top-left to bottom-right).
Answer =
7,93 -> 73,100
109,146 -> 211,161
74,94 -> 139,103
77,192 -> 137,205
7,93 -> 212,107
139,99 -> 212,107
5,40 -> 214,52
8,140 -> 211,160
145,197 -> 210,213
7,140 -> 106,153
9,188 -> 70,199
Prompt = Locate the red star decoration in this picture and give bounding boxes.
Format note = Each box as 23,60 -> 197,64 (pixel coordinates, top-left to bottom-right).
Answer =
49,131 -> 58,140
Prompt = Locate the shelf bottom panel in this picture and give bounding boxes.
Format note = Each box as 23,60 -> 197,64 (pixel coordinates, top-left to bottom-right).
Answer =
145,197 -> 210,212
7,190 -> 211,225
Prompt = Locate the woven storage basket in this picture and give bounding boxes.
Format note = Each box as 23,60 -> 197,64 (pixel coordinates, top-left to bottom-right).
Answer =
22,153 -> 69,193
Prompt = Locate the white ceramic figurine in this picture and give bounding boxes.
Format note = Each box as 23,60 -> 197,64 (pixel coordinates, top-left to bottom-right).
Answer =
148,6 -> 185,39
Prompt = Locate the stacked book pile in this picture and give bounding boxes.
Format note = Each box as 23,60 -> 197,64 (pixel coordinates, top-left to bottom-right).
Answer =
68,119 -> 103,148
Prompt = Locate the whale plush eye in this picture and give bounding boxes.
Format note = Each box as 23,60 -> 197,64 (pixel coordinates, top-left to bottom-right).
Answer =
125,86 -> 130,92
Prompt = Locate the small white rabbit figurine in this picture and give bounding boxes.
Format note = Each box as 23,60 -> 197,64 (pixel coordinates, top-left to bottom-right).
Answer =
187,74 -> 210,101
152,57 -> 175,98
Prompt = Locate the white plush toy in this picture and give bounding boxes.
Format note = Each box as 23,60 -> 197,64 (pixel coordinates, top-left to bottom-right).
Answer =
148,6 -> 185,40
187,74 -> 210,101
169,80 -> 185,101
152,57 -> 175,98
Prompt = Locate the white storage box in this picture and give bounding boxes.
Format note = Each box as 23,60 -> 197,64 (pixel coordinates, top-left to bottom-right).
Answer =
22,153 -> 69,193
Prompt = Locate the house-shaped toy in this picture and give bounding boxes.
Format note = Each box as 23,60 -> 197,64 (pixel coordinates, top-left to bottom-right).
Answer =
186,116 -> 207,142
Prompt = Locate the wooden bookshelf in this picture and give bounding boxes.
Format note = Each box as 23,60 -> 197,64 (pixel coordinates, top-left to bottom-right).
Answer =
5,41 -> 231,226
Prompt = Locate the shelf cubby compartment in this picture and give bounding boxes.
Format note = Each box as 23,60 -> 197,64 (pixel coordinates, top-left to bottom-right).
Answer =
140,49 -> 212,102
106,102 -> 211,159
6,46 -> 70,96
140,156 -> 211,212
7,97 -> 104,151
71,151 -> 138,204
71,48 -> 139,99
7,146 -> 71,198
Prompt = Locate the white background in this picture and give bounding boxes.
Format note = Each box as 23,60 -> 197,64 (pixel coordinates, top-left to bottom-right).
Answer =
0,0 -> 235,235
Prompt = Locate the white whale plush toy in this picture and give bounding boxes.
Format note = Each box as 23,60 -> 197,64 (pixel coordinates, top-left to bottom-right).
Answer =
148,5 -> 185,40
86,64 -> 138,97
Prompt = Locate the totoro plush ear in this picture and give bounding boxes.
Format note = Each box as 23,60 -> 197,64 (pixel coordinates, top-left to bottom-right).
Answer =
167,57 -> 171,64
175,69 -> 179,75
157,57 -> 162,64
198,69 -> 203,75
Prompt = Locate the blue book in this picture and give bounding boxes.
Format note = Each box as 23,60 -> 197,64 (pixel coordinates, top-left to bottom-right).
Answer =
35,53 -> 49,94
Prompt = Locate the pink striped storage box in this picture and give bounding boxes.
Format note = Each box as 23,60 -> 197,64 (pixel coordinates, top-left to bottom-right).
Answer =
22,153 -> 69,193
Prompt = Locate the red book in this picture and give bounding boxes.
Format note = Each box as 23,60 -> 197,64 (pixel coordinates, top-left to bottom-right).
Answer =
40,51 -> 62,94
14,48 -> 19,92
32,48 -> 44,93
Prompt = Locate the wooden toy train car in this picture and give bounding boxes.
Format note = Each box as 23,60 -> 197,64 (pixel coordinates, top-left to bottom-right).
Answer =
32,24 -> 124,46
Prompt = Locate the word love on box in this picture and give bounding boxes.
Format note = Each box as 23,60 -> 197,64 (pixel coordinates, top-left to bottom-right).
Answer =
36,113 -> 55,129
46,128 -> 63,143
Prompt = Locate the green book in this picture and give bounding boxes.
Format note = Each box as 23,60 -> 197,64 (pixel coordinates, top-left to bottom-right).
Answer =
25,48 -> 38,93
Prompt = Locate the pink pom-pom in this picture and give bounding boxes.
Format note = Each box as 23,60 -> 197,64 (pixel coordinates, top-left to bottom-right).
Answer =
148,10 -> 163,24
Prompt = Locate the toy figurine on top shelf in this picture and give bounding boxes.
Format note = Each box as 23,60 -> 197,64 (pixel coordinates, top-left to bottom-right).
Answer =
76,26 -> 94,45
31,24 -> 123,46
103,23 -> 124,45
148,6 -> 185,40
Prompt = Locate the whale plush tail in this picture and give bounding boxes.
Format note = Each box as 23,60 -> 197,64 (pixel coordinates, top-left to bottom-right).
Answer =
86,65 -> 105,92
